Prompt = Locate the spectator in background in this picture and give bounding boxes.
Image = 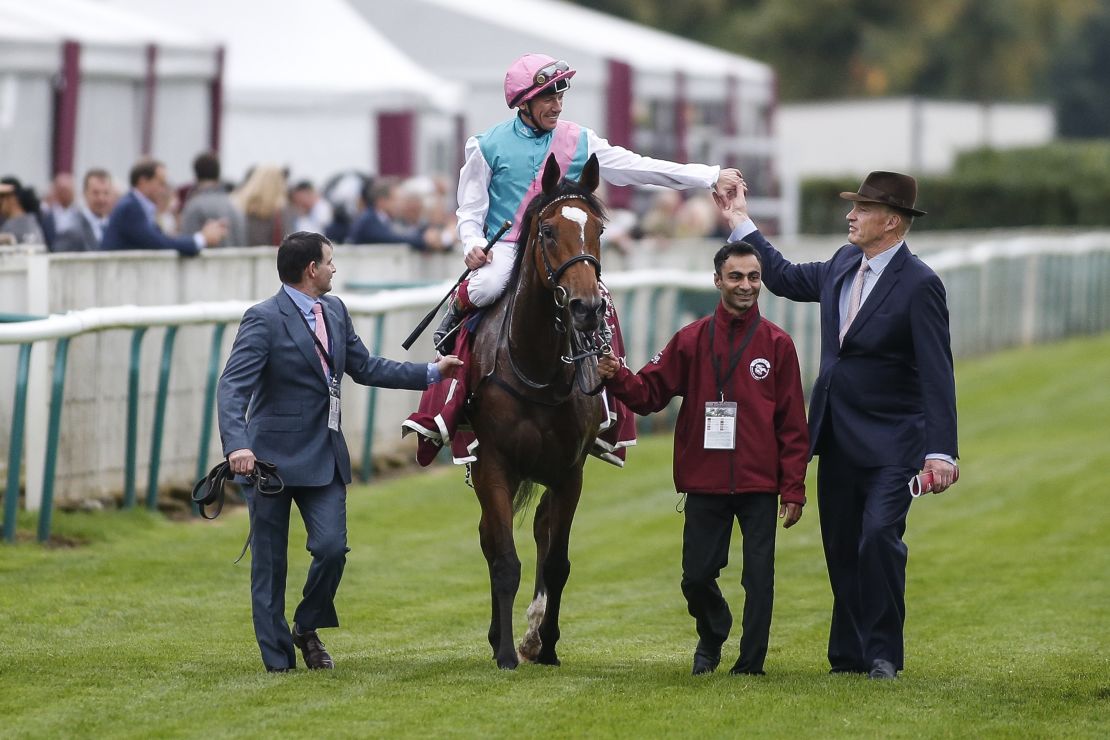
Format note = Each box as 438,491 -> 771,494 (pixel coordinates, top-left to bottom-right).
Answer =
395,177 -> 455,252
593,182 -> 634,256
233,164 -> 292,246
52,168 -> 114,252
101,158 -> 227,255
41,172 -> 79,248
320,170 -> 371,245
639,189 -> 683,243
288,180 -> 333,235
181,152 -> 246,248
675,192 -> 724,239
346,178 -> 444,251
0,177 -> 47,246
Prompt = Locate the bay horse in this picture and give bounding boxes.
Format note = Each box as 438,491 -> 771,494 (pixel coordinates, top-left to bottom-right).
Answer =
465,153 -> 610,669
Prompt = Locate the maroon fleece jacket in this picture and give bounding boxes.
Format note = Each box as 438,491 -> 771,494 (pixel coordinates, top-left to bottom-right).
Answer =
605,302 -> 808,504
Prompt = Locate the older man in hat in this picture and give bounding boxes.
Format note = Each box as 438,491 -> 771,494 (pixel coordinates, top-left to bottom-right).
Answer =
715,171 -> 959,680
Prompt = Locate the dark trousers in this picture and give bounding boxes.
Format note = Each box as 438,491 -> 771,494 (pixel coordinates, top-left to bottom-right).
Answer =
245,470 -> 348,671
817,439 -> 915,672
681,492 -> 777,673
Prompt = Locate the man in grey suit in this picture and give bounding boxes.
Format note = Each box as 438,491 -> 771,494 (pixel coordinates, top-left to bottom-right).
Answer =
52,168 -> 114,252
217,231 -> 461,672
180,152 -> 247,248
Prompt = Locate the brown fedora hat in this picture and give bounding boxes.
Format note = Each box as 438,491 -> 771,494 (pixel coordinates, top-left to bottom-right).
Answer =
840,171 -> 926,216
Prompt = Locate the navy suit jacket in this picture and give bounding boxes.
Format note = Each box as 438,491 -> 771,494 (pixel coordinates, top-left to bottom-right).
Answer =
101,191 -> 201,255
346,209 -> 425,250
746,230 -> 958,469
217,289 -> 430,487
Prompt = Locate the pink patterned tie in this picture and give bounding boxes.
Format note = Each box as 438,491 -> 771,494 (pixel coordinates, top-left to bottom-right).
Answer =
839,259 -> 869,345
311,302 -> 330,377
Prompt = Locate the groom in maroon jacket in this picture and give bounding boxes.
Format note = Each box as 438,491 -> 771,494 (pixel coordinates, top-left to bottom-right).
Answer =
598,241 -> 809,677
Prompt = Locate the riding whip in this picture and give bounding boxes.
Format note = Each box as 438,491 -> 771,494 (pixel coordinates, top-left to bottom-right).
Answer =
401,219 -> 512,350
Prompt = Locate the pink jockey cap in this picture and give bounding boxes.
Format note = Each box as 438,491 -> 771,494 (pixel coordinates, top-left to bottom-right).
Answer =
504,53 -> 576,108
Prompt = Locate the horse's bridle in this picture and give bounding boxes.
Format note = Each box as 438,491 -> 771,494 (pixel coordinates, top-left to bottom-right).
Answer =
534,194 -> 602,303
496,193 -> 611,401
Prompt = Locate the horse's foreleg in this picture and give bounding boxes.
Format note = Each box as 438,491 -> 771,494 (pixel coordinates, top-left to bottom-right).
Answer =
518,490 -> 553,663
475,466 -> 522,670
534,474 -> 583,666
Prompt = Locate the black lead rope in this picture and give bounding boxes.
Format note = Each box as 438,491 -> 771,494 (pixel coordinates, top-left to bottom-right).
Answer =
191,460 -> 285,562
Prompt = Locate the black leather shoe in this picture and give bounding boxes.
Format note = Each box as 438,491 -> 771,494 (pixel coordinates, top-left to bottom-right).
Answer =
292,623 -> 334,670
829,665 -> 867,675
868,659 -> 897,680
692,644 -> 721,676
728,664 -> 766,676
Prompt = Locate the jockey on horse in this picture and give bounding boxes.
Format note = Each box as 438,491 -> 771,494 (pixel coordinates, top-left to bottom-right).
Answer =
433,53 -> 744,352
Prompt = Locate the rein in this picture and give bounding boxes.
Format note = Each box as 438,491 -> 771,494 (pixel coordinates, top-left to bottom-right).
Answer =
192,460 -> 286,563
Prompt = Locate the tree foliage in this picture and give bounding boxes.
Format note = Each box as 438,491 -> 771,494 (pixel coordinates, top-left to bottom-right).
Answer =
567,0 -> 1110,135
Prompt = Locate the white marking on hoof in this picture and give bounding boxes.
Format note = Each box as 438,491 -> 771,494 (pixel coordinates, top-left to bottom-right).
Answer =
517,592 -> 548,662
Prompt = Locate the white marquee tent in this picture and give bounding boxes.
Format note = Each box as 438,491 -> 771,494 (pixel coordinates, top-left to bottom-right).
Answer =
0,0 -> 218,188
103,0 -> 465,184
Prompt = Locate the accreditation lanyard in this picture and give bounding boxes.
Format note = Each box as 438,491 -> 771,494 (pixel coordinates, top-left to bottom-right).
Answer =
704,315 -> 760,450
299,310 -> 342,431
708,315 -> 761,401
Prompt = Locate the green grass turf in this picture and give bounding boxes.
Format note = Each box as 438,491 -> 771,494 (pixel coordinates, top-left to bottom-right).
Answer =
1,333 -> 1108,738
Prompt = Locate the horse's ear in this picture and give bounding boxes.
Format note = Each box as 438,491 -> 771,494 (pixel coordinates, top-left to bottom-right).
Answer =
579,154 -> 600,194
541,154 -> 562,195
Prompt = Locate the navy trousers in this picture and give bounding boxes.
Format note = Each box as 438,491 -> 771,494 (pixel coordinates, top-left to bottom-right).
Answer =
245,470 -> 348,671
817,438 -> 915,672
680,493 -> 778,673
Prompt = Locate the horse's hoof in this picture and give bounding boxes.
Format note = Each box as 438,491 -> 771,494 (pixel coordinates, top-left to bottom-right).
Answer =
517,638 -> 541,663
497,656 -> 519,670
535,651 -> 561,667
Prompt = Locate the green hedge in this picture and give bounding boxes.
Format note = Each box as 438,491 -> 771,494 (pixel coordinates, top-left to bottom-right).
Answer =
800,142 -> 1110,232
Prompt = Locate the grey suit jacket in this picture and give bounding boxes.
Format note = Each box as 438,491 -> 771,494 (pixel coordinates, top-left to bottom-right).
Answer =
52,212 -> 101,252
217,288 -> 429,487
180,186 -> 247,247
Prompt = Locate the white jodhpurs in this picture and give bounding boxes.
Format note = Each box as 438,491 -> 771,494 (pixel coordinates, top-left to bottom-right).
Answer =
465,239 -> 518,308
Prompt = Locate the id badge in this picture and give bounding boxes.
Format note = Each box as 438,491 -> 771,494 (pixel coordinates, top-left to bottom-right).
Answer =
704,401 -> 737,450
327,378 -> 341,431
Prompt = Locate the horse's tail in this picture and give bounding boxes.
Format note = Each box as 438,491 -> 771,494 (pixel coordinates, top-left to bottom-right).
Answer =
512,480 -> 541,517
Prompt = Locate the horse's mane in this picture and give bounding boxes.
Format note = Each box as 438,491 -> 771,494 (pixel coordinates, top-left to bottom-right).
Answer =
506,175 -> 608,289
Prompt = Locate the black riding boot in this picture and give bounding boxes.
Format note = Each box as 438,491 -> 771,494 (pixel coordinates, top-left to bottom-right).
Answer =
432,301 -> 465,354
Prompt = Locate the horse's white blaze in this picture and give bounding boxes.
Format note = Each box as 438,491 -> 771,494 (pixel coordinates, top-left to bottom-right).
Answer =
561,206 -> 588,247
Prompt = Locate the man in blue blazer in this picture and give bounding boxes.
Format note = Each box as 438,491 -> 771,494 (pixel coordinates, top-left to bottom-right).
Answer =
716,171 -> 959,680
101,159 -> 227,254
346,178 -> 437,250
217,231 -> 461,672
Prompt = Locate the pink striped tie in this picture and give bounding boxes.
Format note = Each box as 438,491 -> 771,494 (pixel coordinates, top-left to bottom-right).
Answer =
840,259 -> 869,345
311,302 -> 330,377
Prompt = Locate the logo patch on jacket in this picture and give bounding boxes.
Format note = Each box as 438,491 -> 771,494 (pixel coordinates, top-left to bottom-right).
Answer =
650,350 -> 664,365
749,358 -> 770,380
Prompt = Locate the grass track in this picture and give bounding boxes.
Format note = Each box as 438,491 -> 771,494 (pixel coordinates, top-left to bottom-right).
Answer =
1,334 -> 1108,738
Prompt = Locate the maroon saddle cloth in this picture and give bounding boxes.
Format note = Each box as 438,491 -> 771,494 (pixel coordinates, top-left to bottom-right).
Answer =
402,301 -> 637,468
